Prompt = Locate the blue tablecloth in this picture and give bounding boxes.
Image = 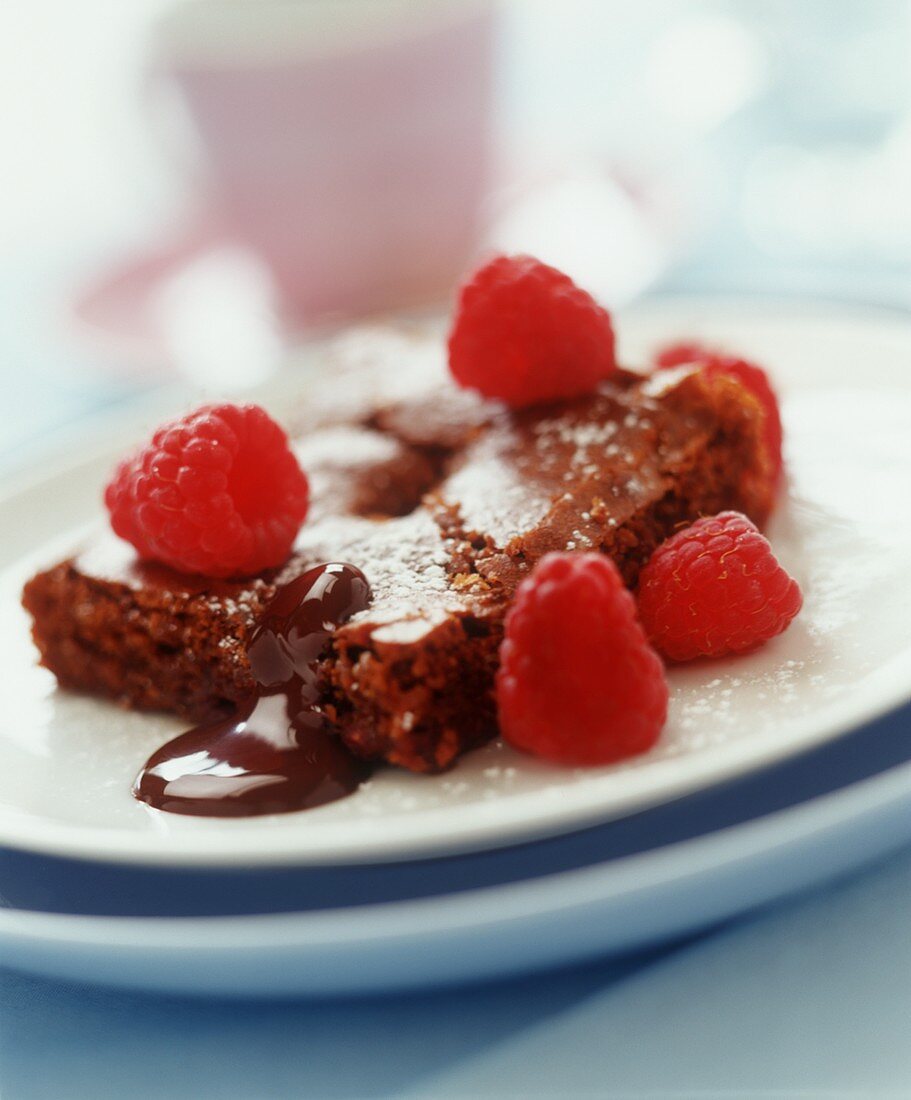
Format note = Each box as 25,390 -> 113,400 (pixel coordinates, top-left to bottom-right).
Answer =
0,848 -> 909,1097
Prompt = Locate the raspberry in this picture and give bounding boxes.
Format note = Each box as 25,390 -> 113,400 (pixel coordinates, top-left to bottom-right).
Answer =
104,403 -> 309,578
654,341 -> 783,482
496,553 -> 667,766
448,254 -> 617,407
637,512 -> 802,662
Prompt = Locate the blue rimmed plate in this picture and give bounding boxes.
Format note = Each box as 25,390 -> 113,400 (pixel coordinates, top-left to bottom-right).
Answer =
0,741 -> 910,996
0,298 -> 910,993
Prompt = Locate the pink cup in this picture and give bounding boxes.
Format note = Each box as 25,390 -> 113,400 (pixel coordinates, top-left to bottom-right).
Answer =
150,0 -> 496,322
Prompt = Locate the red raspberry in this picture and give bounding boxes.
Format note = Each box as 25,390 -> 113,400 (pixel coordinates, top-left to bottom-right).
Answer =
104,404 -> 309,578
496,553 -> 667,766
448,254 -> 617,407
637,512 -> 802,662
654,341 -> 783,482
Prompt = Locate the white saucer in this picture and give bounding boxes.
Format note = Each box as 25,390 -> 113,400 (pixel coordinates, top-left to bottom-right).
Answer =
1,752 -> 910,997
2,299 -> 911,868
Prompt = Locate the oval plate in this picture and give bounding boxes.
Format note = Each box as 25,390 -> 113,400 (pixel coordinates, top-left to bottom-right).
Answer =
2,299 -> 910,867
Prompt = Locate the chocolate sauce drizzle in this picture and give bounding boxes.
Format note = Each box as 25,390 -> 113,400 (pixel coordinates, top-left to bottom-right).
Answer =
133,563 -> 372,817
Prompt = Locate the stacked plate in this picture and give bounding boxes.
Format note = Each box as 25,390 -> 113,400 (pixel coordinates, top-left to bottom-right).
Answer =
1,301 -> 909,997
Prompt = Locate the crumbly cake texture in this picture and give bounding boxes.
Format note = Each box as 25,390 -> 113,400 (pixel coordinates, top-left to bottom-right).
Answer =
22,329 -> 774,773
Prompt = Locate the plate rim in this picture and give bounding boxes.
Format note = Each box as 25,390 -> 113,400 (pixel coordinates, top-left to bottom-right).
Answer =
0,749 -> 909,952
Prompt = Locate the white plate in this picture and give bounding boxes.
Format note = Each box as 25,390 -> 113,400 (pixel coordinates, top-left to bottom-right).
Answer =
2,753 -> 911,996
2,299 -> 911,867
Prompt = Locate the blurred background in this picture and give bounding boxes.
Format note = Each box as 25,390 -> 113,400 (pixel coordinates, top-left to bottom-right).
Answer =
1,0 -> 909,472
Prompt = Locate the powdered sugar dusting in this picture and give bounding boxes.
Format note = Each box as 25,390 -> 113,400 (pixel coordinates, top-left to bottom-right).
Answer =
325,327 -> 449,403
640,364 -> 697,397
294,426 -> 401,471
442,430 -> 553,545
293,327 -> 449,432
533,415 -> 620,469
288,510 -> 457,625
371,618 -> 445,645
75,534 -> 268,624
437,383 -> 673,557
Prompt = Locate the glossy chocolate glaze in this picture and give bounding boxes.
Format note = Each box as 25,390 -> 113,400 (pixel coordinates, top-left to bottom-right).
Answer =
133,563 -> 372,817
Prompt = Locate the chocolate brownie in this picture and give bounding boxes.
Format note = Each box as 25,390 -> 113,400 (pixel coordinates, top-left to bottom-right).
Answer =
22,329 -> 774,772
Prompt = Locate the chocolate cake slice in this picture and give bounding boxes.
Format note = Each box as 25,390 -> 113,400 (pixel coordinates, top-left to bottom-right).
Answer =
23,329 -> 774,773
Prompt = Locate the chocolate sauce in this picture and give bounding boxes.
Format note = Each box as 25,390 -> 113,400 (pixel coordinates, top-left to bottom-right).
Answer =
133,563 -> 372,817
